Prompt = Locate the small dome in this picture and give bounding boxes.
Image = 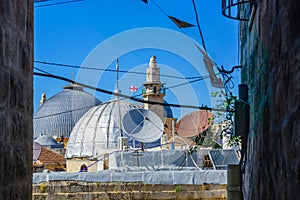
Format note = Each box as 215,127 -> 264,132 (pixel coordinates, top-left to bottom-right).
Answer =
34,135 -> 64,149
65,99 -> 139,159
34,85 -> 101,138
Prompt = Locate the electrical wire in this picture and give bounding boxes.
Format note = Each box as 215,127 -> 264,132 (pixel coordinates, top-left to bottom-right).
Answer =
147,0 -> 229,93
34,0 -> 50,3
149,0 -> 207,52
34,66 -> 210,104
33,67 -> 209,119
35,0 -> 84,8
34,60 -> 203,80
146,0 -> 241,102
191,0 -> 206,51
118,76 -> 210,102
33,70 -> 226,112
34,104 -> 101,119
34,67 -> 51,75
34,0 -> 234,116
149,0 -> 190,37
149,0 -> 169,17
147,0 -> 238,96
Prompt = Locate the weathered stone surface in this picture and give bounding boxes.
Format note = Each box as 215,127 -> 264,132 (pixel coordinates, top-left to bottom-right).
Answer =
240,0 -> 300,199
32,181 -> 227,200
0,0 -> 33,200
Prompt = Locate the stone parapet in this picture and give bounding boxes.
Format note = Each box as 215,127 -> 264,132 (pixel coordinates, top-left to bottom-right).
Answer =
33,181 -> 227,200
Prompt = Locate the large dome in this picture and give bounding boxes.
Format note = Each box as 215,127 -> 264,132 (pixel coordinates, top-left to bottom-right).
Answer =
34,84 -> 101,138
65,99 -> 139,159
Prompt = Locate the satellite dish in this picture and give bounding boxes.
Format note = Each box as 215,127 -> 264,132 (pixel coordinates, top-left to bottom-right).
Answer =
122,108 -> 163,143
175,110 -> 213,137
33,142 -> 42,164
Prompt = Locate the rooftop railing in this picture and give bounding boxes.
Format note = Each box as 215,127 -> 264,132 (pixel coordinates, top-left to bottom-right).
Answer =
222,0 -> 256,21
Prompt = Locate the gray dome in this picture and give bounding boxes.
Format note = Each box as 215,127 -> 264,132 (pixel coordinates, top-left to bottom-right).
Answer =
65,99 -> 139,159
34,84 -> 101,138
34,135 -> 64,149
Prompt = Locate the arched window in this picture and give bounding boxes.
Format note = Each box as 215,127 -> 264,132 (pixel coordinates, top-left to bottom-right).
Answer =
80,164 -> 88,172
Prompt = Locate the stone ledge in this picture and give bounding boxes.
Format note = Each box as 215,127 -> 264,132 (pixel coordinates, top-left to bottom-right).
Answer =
33,182 -> 227,200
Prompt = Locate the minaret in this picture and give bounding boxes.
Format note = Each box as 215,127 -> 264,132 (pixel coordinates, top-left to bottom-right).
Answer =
142,55 -> 166,120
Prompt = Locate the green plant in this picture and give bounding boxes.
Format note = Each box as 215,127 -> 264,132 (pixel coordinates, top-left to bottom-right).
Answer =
211,91 -> 242,148
66,181 -> 70,186
228,135 -> 242,148
174,185 -> 180,193
39,183 -> 47,193
188,146 -> 198,155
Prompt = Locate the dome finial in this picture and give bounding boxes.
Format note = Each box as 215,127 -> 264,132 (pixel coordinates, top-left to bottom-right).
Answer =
40,93 -> 46,106
150,55 -> 156,63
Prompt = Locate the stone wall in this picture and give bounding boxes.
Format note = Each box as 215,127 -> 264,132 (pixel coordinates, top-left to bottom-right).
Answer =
0,1 -> 33,199
66,159 -> 100,172
33,181 -> 227,200
240,1 -> 300,199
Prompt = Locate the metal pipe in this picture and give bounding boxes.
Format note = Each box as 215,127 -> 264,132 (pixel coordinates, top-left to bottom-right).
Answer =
227,164 -> 241,200
170,120 -> 175,150
238,84 -> 248,102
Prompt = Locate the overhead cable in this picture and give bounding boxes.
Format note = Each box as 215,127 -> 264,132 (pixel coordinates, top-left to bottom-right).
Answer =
116,75 -> 209,104
34,60 -> 203,80
35,0 -> 84,8
191,0 -> 206,51
34,0 -> 50,3
33,67 -> 209,119
33,71 -> 226,112
34,104 -> 96,119
148,0 -> 206,51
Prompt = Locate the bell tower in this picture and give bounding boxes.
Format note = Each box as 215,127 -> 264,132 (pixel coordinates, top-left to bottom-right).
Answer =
142,55 -> 166,120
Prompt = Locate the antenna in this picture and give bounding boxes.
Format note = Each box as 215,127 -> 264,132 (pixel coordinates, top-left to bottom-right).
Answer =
122,108 -> 163,143
115,58 -> 122,138
116,57 -> 119,93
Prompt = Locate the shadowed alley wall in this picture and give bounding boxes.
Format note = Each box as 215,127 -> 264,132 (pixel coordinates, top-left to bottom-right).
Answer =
0,1 -> 33,199
240,1 -> 300,199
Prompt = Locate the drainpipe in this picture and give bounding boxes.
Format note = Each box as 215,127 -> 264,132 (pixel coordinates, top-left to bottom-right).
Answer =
227,164 -> 242,200
228,84 -> 249,200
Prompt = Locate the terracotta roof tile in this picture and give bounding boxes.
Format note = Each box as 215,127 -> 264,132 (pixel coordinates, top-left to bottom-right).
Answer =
36,147 -> 66,166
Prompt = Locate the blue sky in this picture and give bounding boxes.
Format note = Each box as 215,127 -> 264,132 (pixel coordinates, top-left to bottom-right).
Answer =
34,0 -> 240,119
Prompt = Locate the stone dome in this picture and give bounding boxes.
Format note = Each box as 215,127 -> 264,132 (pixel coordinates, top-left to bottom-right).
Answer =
34,84 -> 101,139
65,99 -> 140,159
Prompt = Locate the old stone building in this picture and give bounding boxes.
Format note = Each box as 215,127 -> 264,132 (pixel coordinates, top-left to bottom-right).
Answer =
240,0 -> 300,199
0,0 -> 33,199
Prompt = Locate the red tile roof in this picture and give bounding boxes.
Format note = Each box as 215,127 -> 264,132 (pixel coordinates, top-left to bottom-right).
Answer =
35,147 -> 66,167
